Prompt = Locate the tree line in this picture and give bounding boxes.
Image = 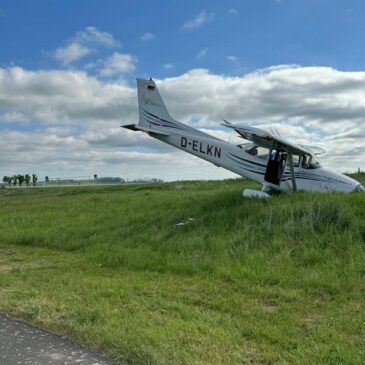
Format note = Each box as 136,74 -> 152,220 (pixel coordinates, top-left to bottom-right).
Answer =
2,174 -> 38,187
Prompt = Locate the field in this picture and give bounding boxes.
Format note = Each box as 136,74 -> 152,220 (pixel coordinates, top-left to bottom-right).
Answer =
0,176 -> 365,365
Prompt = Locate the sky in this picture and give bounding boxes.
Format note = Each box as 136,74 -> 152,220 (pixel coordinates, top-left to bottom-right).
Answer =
0,0 -> 365,181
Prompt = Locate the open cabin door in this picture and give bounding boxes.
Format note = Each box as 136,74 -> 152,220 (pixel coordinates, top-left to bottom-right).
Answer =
264,149 -> 287,185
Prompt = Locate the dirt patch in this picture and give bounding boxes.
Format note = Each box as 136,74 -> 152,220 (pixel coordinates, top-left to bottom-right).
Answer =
0,253 -> 56,273
302,313 -> 322,331
259,300 -> 278,313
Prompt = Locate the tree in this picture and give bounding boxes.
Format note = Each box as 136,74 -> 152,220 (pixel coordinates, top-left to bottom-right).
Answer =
12,175 -> 17,186
2,176 -> 10,185
32,174 -> 38,186
17,174 -> 25,186
25,174 -> 31,186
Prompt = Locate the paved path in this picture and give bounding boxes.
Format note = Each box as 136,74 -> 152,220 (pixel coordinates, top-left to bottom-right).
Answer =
0,313 -> 122,365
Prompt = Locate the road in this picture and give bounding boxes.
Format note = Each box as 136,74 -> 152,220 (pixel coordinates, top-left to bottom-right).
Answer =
0,313 -> 122,365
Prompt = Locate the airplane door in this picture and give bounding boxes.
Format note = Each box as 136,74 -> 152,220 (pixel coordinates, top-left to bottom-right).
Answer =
264,149 -> 287,185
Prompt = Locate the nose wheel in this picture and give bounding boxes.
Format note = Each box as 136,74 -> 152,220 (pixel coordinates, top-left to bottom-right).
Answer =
242,189 -> 270,198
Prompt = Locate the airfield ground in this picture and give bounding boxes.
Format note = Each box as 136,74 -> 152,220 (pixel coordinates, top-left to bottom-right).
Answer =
0,176 -> 365,365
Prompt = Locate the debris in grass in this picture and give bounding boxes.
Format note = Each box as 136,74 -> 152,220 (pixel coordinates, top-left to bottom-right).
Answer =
174,217 -> 195,227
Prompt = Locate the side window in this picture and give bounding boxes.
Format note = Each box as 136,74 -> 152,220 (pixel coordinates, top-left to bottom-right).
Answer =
302,155 -> 310,169
302,155 -> 321,169
246,146 -> 269,160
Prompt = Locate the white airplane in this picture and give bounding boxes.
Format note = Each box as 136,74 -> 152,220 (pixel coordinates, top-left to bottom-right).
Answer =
123,78 -> 364,197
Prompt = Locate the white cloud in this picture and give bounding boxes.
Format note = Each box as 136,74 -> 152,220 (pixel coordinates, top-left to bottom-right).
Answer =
0,127 -> 229,181
228,8 -> 239,15
164,64 -> 174,70
1,65 -> 365,178
226,56 -> 238,63
73,26 -> 120,48
140,32 -> 155,41
181,10 -> 215,30
3,65 -> 365,130
52,26 -> 120,65
196,48 -> 208,59
99,52 -> 137,77
53,42 -> 93,65
0,66 -> 136,123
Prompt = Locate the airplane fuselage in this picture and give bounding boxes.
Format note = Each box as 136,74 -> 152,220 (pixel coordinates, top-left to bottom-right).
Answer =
150,130 -> 361,193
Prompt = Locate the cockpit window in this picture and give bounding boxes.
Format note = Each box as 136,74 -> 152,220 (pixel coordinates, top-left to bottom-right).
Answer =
246,146 -> 269,160
302,155 -> 321,169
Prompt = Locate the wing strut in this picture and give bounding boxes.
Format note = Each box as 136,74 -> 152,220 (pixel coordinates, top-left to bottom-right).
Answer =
287,153 -> 297,191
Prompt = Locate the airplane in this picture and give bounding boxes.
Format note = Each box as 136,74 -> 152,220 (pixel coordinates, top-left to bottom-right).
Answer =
123,78 -> 364,197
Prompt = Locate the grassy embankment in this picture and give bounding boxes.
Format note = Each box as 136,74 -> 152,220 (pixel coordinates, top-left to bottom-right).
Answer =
0,176 -> 365,364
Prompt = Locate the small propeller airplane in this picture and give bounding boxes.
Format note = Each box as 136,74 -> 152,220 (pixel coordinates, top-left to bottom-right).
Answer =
123,78 -> 364,197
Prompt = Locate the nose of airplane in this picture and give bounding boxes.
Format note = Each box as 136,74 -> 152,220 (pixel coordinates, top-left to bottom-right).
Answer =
354,183 -> 365,192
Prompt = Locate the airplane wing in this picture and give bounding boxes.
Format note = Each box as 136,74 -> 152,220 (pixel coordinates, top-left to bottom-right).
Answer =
222,120 -> 314,157
299,145 -> 326,156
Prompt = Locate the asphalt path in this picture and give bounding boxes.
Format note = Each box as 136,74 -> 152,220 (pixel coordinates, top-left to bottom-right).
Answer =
0,313 -> 122,365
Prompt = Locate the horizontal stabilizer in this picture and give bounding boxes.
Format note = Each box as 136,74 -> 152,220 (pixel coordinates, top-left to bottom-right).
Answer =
121,123 -> 170,136
122,123 -> 140,131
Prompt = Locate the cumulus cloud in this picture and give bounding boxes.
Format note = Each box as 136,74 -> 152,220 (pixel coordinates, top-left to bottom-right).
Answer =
52,26 -> 120,65
181,10 -> 215,30
140,32 -> 155,41
156,67 -> 365,129
3,64 -> 365,130
73,26 -> 120,48
99,52 -> 137,77
53,42 -> 93,65
1,65 -> 365,178
0,66 -> 136,123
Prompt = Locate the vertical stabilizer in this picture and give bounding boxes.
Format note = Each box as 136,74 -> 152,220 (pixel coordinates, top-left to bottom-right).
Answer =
137,78 -> 177,129
135,78 -> 221,140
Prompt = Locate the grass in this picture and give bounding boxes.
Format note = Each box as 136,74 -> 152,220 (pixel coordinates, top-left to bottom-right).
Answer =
0,176 -> 365,364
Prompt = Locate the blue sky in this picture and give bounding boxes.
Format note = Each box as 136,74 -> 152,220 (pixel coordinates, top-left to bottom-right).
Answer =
0,0 -> 365,180
1,0 -> 364,77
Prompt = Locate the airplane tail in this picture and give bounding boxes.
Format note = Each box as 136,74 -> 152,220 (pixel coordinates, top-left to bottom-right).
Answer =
123,78 -> 221,140
137,79 -> 173,127
136,78 -> 187,131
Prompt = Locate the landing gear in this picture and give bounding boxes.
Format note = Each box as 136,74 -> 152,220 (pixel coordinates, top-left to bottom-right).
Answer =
242,189 -> 270,199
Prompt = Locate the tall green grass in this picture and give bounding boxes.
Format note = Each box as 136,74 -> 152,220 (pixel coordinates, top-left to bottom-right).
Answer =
0,177 -> 365,364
